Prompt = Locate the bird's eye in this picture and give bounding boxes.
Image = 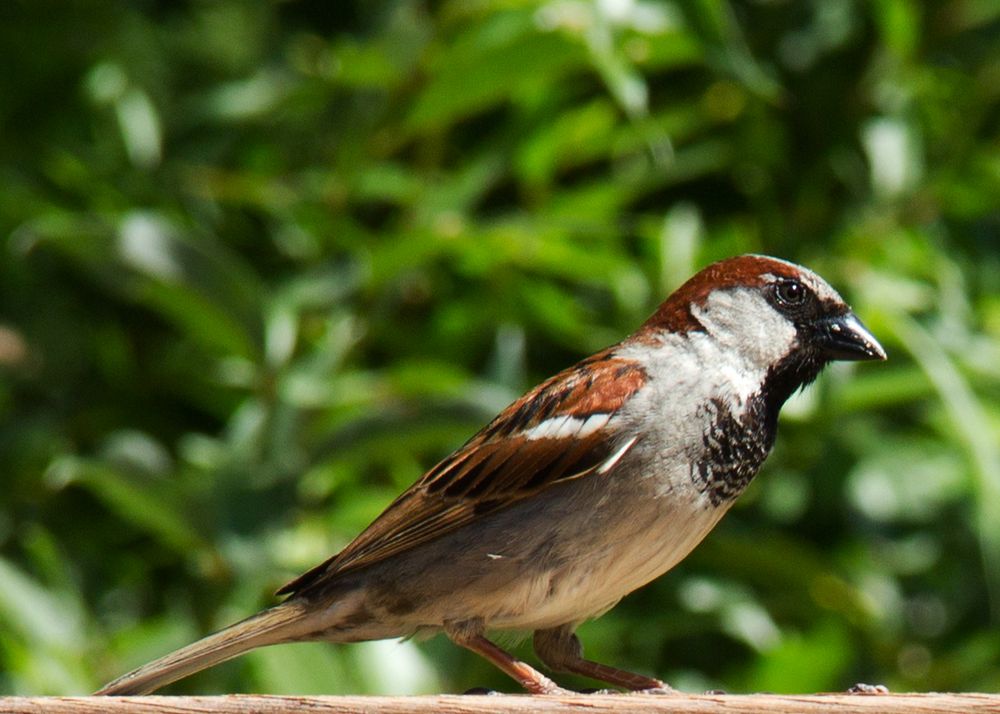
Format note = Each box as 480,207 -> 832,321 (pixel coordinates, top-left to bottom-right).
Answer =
774,279 -> 807,307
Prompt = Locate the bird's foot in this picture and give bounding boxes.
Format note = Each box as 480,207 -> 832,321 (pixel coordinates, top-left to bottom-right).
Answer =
630,682 -> 677,695
535,685 -> 577,695
846,683 -> 889,695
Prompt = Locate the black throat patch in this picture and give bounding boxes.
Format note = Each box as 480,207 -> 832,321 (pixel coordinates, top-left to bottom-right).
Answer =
691,395 -> 775,506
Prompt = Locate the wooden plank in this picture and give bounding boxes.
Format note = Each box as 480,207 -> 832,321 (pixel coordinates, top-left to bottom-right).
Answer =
1,693 -> 997,714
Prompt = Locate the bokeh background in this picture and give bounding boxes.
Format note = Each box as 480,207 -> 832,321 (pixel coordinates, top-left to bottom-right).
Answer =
2,0 -> 999,696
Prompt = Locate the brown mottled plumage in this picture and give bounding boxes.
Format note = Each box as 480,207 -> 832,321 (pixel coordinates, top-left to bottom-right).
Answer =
97,255 -> 884,696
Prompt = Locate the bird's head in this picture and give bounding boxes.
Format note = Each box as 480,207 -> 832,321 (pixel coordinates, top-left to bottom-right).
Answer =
641,254 -> 886,411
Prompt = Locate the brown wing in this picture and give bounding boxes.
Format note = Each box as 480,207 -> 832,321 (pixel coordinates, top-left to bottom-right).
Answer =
278,350 -> 647,596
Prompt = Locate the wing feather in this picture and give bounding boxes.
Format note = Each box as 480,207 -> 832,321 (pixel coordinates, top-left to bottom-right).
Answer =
278,351 -> 648,595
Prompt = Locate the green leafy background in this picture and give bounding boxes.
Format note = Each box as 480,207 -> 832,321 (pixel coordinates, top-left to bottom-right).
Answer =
1,0 -> 998,696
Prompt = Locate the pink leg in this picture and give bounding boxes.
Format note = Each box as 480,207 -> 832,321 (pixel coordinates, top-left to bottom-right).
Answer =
446,621 -> 569,695
534,625 -> 673,692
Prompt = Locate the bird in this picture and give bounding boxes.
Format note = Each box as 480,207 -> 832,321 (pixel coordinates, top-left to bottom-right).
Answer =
96,254 -> 886,696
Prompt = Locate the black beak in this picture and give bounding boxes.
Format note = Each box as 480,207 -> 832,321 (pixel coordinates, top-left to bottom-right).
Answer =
817,312 -> 886,362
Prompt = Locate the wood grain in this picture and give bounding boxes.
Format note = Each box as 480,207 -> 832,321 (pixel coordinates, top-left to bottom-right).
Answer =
2,693 -> 998,714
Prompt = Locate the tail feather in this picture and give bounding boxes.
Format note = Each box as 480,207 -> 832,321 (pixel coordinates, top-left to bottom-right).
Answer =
96,601 -> 313,695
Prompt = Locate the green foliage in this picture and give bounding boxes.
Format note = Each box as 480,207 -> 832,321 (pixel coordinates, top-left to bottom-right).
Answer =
1,0 -> 998,696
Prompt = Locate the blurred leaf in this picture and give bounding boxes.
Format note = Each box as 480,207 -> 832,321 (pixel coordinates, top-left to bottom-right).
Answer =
746,619 -> 852,693
117,212 -> 267,359
46,456 -> 204,553
1,0 -> 998,697
246,642 -> 357,695
0,558 -> 91,694
407,13 -> 585,131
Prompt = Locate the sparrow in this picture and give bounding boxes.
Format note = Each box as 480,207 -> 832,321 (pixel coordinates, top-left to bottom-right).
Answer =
96,254 -> 885,696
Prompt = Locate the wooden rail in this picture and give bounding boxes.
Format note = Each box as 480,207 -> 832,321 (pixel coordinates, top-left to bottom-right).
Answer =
2,693 -> 997,714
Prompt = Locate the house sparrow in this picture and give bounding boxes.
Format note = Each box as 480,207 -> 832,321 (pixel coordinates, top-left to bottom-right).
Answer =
97,254 -> 885,696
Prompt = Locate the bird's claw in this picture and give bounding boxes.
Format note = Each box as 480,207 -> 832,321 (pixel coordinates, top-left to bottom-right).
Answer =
631,683 -> 677,695
847,683 -> 889,695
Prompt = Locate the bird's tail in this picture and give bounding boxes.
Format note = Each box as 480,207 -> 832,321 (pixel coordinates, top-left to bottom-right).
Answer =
95,600 -> 315,695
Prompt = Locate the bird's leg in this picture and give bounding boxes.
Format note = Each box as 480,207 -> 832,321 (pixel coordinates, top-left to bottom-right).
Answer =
534,625 -> 673,693
446,620 -> 570,695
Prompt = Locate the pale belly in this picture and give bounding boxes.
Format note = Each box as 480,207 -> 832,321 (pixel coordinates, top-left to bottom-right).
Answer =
486,492 -> 727,631
350,459 -> 735,639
